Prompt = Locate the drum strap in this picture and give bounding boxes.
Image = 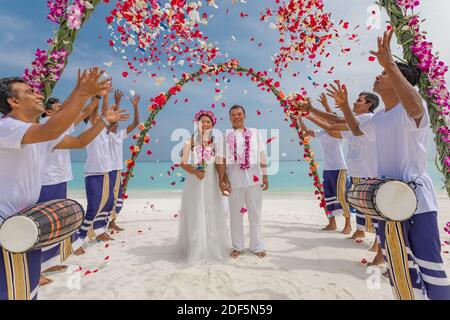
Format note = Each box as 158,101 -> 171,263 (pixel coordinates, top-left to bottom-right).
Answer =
381,175 -> 423,191
407,181 -> 423,190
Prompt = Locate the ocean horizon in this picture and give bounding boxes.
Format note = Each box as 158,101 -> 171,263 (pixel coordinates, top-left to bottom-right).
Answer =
68,160 -> 448,195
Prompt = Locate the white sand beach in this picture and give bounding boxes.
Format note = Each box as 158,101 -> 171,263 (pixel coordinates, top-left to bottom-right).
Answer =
39,192 -> 450,300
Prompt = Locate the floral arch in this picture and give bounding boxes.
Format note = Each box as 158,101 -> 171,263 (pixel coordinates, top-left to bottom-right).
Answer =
22,1 -> 450,219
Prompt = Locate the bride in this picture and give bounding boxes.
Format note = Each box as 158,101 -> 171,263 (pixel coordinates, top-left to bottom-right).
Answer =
175,110 -> 229,263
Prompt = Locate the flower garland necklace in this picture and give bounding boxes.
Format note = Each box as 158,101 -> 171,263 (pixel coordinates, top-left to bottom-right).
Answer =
228,128 -> 252,170
194,138 -> 214,172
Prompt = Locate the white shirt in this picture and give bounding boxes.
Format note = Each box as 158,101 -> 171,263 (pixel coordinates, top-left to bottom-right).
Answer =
360,103 -> 438,214
0,117 -> 62,223
84,122 -> 112,175
41,117 -> 74,185
341,113 -> 378,178
315,130 -> 347,171
109,128 -> 127,171
216,128 -> 266,189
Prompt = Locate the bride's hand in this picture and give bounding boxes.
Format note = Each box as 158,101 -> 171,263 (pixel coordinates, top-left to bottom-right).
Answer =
195,170 -> 205,180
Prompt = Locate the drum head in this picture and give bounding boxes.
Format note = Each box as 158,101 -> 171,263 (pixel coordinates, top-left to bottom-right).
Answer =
0,216 -> 39,253
376,181 -> 417,221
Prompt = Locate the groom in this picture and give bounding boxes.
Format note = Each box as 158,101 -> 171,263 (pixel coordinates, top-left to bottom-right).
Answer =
216,105 -> 269,259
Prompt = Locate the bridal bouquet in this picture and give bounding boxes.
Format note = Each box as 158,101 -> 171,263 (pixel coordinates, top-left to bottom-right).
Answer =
197,159 -> 207,173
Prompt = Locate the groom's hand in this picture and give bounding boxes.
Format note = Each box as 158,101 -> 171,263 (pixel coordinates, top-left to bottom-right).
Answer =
262,175 -> 269,191
219,179 -> 231,196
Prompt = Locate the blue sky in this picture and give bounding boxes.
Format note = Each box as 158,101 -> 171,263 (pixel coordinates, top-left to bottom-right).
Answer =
1,0 -> 449,162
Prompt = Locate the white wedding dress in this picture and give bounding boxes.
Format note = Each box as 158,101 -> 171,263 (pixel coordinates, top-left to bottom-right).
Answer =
175,141 -> 229,263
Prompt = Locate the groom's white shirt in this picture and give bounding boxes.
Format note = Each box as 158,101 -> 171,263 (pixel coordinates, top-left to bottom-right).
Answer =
216,127 -> 265,189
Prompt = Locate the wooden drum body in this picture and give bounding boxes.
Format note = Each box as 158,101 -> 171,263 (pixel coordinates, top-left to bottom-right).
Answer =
346,178 -> 417,222
0,199 -> 84,253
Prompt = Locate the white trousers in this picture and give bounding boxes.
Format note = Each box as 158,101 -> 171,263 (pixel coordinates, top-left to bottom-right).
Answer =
228,185 -> 265,253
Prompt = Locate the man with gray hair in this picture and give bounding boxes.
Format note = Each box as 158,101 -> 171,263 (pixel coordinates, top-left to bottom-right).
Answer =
216,105 -> 269,259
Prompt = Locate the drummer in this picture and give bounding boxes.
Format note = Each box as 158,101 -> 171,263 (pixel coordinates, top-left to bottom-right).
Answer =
294,92 -> 385,266
37,83 -> 125,285
331,30 -> 450,300
0,69 -> 110,300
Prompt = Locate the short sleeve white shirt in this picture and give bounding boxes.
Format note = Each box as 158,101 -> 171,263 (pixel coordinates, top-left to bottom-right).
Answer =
341,113 -> 378,178
109,128 -> 127,171
84,122 -> 112,175
315,130 -> 347,171
41,117 -> 74,185
0,117 -> 62,222
360,103 -> 437,214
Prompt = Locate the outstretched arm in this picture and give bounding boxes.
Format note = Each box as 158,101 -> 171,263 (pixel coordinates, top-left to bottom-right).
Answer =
327,82 -> 364,136
297,116 -> 316,137
126,94 -> 140,134
371,29 -> 424,124
74,97 -> 100,126
55,120 -> 105,149
306,115 -> 343,138
292,97 -> 346,124
55,107 -> 130,149
22,68 -> 108,144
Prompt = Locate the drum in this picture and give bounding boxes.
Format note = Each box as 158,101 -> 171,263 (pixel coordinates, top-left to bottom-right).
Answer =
0,199 -> 84,253
345,178 -> 418,221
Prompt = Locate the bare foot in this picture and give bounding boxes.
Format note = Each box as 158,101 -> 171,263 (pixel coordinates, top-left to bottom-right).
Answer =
322,224 -> 337,231
368,250 -> 385,266
369,240 -> 378,252
340,225 -> 352,235
322,217 -> 337,231
349,230 -> 365,240
96,233 -> 113,242
39,275 -> 53,286
108,221 -> 124,232
42,265 -> 68,273
73,247 -> 85,256
254,251 -> 267,258
230,250 -> 242,259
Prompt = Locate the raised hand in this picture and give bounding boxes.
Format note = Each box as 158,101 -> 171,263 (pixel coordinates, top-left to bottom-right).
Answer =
290,97 -> 312,113
326,82 -> 348,108
114,89 -> 124,108
104,105 -> 130,123
369,29 -> 395,69
131,94 -> 140,109
98,79 -> 113,98
77,67 -> 110,98
317,93 -> 331,111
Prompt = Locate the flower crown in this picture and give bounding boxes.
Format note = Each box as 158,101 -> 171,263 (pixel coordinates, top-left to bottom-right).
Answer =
194,109 -> 217,126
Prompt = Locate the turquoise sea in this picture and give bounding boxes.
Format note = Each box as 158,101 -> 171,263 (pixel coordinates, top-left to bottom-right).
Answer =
68,161 -> 447,194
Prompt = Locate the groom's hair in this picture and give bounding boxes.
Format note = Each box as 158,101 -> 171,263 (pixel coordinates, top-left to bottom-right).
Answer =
229,104 -> 246,115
